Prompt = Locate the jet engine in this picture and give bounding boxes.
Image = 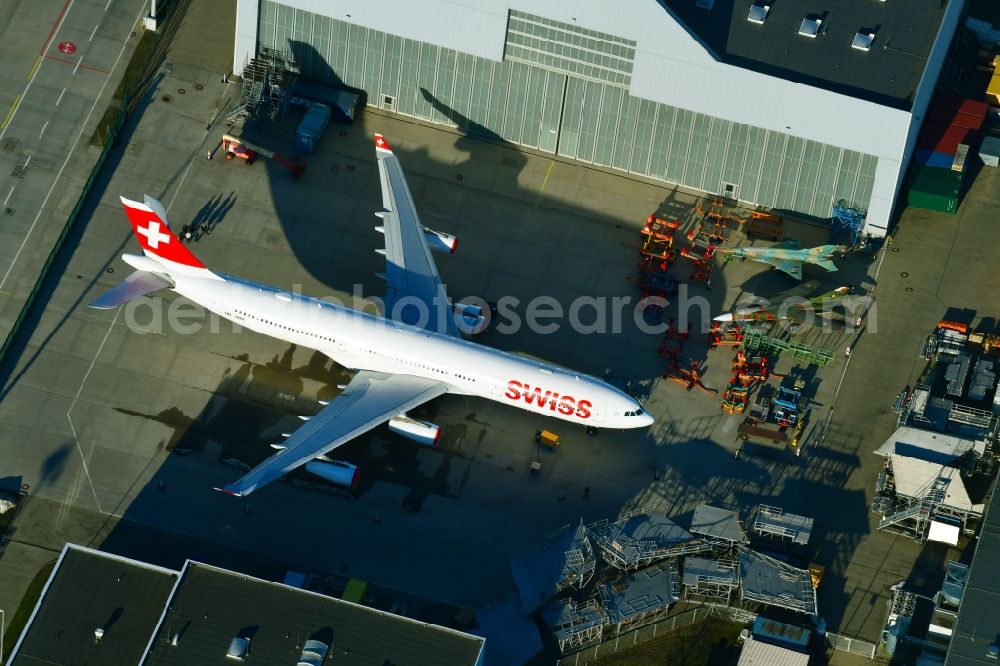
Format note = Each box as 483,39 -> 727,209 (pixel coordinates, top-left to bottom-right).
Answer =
388,415 -> 440,446
423,227 -> 458,254
453,303 -> 488,336
271,444 -> 358,487
305,460 -> 359,487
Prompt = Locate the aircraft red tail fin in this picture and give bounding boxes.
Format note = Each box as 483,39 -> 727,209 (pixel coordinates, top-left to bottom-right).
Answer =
120,196 -> 220,279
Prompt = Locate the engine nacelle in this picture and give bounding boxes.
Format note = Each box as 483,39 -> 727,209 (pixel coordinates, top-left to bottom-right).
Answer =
305,460 -> 359,487
453,303 -> 487,336
388,416 -> 440,446
424,228 -> 458,254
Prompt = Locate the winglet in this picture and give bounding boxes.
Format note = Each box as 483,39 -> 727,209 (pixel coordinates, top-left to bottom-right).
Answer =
374,133 -> 393,155
214,486 -> 241,497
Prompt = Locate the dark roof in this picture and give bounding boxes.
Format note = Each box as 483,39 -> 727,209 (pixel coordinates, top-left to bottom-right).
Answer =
658,0 -> 947,109
141,561 -> 484,665
9,546 -> 178,666
945,482 -> 1000,665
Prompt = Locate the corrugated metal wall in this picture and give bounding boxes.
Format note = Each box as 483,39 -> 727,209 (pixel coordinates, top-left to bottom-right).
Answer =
260,0 -> 877,219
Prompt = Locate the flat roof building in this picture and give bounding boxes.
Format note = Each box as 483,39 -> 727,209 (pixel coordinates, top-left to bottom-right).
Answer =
5,544 -> 485,666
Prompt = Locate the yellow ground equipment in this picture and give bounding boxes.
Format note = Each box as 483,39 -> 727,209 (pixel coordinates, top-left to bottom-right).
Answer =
535,430 -> 560,450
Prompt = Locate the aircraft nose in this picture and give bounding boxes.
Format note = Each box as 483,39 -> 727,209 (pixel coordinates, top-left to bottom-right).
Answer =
714,312 -> 734,322
640,412 -> 654,427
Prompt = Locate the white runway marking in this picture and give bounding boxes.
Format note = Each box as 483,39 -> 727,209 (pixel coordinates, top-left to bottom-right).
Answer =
89,23 -> 99,42
3,186 -> 14,206
0,2 -> 148,293
39,120 -> 49,137
56,87 -> 66,106
66,306 -> 121,514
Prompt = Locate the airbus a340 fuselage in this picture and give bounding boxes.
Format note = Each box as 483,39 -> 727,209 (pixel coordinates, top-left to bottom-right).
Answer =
124,253 -> 648,427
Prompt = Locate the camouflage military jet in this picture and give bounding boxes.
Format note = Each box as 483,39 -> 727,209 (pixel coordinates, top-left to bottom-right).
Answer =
721,241 -> 846,280
714,279 -> 869,328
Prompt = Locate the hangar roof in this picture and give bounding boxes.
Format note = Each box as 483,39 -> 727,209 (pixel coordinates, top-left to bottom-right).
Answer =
946,480 -> 1000,665
659,0 -> 947,110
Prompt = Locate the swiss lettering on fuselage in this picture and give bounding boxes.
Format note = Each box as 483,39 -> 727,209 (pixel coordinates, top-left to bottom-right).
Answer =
503,379 -> 592,419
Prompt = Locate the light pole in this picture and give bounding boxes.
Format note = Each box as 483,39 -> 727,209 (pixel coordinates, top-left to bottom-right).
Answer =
1,607 -> 5,664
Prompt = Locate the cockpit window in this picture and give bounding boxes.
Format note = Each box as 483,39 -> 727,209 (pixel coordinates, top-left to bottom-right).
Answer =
635,408 -> 643,415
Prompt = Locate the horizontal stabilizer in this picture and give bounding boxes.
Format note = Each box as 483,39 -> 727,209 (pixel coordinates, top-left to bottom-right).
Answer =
815,259 -> 838,272
89,270 -> 171,309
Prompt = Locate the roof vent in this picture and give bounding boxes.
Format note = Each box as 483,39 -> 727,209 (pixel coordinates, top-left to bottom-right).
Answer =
696,0 -> 715,9
852,30 -> 875,51
799,17 -> 822,38
226,636 -> 250,661
747,3 -> 770,24
298,640 -> 330,666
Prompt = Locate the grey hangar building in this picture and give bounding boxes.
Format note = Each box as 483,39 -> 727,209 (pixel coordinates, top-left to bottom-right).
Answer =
233,0 -> 963,237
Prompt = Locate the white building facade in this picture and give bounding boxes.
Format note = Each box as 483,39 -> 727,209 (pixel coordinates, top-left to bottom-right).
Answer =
233,0 -> 964,237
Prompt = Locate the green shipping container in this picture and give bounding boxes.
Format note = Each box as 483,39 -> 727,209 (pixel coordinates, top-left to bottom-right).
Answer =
908,165 -> 962,213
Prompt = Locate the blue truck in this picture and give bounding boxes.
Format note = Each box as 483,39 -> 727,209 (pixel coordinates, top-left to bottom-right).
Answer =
295,102 -> 332,155
290,81 -> 362,123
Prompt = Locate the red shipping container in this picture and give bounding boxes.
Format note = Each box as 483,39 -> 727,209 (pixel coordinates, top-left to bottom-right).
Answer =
917,122 -> 950,151
950,112 -> 984,130
929,96 -> 989,121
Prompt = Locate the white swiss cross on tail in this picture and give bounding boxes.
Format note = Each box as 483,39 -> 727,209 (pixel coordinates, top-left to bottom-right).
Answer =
374,133 -> 393,155
137,221 -> 170,249
120,196 -> 213,274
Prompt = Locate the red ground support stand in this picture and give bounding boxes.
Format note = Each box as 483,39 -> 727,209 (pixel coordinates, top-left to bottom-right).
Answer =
709,322 -> 744,349
663,358 -> 717,395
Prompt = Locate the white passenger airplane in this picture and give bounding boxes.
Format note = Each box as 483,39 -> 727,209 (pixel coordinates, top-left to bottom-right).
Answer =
91,134 -> 652,496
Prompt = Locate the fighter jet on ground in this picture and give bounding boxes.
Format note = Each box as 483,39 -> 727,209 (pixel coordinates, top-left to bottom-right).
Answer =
714,279 -> 869,328
721,241 -> 846,280
90,134 -> 653,496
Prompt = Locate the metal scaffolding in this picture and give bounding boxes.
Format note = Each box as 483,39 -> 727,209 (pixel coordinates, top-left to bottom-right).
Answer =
227,46 -> 297,123
830,199 -> 866,247
541,598 -> 607,654
689,504 -> 749,551
741,329 -> 834,366
600,560 -> 681,634
738,549 -> 818,615
509,522 -> 596,613
682,556 -> 739,603
872,454 -> 983,543
752,505 -> 814,546
588,508 -> 709,571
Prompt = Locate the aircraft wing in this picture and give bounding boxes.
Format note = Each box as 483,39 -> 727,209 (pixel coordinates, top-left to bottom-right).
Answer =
374,134 -> 460,337
219,370 -> 448,496
770,259 -> 803,280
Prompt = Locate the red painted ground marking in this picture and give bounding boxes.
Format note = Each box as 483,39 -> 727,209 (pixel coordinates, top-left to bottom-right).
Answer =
58,41 -> 77,54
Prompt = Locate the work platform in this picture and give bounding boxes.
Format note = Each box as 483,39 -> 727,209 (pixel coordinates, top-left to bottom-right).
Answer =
541,598 -> 607,654
872,454 -> 984,544
689,504 -> 749,549
509,522 -> 596,613
752,505 -> 814,546
682,556 -> 739,603
738,549 -> 818,615
599,560 -> 681,633
588,508 -> 709,571
874,426 -> 988,467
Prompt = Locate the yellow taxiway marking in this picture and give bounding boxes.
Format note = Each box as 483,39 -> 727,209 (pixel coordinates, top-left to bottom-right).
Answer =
28,56 -> 41,81
1,95 -> 21,129
534,160 -> 555,207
